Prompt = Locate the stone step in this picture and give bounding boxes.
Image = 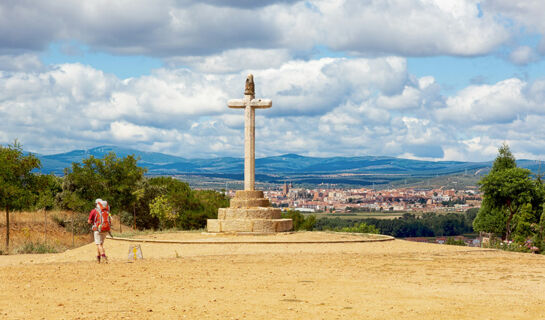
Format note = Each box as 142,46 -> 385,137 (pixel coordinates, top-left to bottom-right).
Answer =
234,190 -> 264,199
229,198 -> 271,208
207,218 -> 292,233
218,207 -> 282,220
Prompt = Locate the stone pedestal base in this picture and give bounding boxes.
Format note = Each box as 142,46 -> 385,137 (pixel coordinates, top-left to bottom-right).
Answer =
207,190 -> 293,233
207,217 -> 292,233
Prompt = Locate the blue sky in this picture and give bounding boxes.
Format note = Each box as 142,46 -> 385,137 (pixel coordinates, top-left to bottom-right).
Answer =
1,0 -> 545,162
41,42 -> 164,79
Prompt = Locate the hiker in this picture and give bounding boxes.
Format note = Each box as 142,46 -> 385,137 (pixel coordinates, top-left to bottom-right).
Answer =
88,199 -> 112,263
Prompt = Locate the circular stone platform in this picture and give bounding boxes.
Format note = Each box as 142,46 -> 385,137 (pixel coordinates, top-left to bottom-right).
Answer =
207,190 -> 293,233
108,231 -> 394,244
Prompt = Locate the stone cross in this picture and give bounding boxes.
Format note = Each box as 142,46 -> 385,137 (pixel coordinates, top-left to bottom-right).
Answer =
228,74 -> 272,191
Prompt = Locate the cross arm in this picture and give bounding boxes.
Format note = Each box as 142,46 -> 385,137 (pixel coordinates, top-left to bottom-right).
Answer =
250,99 -> 272,109
228,99 -> 246,109
227,98 -> 272,109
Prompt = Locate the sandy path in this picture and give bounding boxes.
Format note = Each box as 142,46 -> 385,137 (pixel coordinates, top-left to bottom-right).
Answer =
0,232 -> 544,319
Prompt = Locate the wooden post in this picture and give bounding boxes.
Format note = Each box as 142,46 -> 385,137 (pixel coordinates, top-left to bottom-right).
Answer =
119,214 -> 122,233
43,209 -> 47,244
72,211 -> 75,248
133,205 -> 136,230
5,206 -> 9,254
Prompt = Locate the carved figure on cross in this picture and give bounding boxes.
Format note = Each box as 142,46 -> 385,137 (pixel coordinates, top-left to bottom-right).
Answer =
228,74 -> 272,191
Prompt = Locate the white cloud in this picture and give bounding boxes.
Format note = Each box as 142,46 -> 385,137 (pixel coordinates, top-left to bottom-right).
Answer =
110,121 -> 158,142
316,0 -> 509,56
539,39 -> 545,56
165,49 -> 292,73
509,46 -> 539,65
483,1 -> 545,63
0,54 -> 42,71
376,86 -> 421,110
0,56 -> 426,157
483,0 -> 545,34
434,78 -> 539,125
0,0 -> 512,62
2,55 -> 545,162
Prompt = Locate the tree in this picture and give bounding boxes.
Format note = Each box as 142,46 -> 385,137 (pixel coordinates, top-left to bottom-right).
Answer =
35,174 -> 61,211
129,177 -> 227,230
472,201 -> 507,235
474,145 -> 544,240
149,195 -> 176,229
189,189 -> 228,229
59,152 -> 146,214
129,178 -> 165,230
0,141 -> 41,253
491,143 -> 516,172
99,153 -> 147,215
341,222 -> 379,234
281,210 -> 316,231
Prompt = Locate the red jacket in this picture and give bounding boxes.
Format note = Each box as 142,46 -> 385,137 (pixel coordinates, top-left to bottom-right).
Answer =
88,209 -> 98,224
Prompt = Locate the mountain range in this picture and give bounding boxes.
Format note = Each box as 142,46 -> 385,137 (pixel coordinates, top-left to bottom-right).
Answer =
33,146 -> 544,186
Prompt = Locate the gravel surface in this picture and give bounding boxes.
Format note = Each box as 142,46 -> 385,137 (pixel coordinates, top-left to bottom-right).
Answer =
0,231 -> 544,319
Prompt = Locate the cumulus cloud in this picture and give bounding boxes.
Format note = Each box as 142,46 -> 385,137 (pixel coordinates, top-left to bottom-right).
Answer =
0,56 -> 437,158
509,46 -> 539,65
0,54 -> 43,71
434,79 -> 540,125
317,0 -> 509,56
2,54 -> 545,162
0,0 -> 511,61
483,0 -> 545,34
483,1 -> 545,63
165,49 -> 292,73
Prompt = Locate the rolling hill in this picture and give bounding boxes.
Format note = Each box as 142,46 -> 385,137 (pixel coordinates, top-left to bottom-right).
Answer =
31,145 -> 545,186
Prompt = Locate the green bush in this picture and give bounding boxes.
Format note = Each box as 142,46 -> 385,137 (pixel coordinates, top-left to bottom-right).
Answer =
281,210 -> 316,231
70,213 -> 92,234
340,222 -> 379,234
17,241 -> 59,254
52,212 -> 90,235
445,237 -> 466,246
120,210 -> 134,226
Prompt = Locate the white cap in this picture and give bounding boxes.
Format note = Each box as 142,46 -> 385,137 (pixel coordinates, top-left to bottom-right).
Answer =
95,199 -> 108,207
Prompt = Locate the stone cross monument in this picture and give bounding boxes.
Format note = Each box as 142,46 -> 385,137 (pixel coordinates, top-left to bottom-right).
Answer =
207,75 -> 293,233
227,74 -> 271,191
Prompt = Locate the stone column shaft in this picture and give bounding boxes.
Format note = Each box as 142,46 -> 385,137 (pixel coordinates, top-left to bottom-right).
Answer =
244,95 -> 255,191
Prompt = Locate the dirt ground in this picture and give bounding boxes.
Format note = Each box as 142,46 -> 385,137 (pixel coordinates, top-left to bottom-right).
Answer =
0,231 -> 544,319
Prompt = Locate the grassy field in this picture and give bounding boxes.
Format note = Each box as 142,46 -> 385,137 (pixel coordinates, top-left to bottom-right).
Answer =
311,212 -> 408,220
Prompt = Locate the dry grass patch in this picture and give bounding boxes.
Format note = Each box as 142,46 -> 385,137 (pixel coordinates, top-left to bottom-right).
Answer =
0,210 -> 133,254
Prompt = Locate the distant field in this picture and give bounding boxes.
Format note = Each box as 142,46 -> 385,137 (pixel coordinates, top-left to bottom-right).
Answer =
311,212 -> 410,220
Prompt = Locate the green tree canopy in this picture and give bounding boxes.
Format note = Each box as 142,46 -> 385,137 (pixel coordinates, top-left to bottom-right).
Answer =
59,152 -> 146,214
149,195 -> 176,229
281,210 -> 316,231
474,145 -> 545,240
35,174 -> 62,211
491,143 -> 516,172
0,141 -> 42,252
126,177 -> 228,230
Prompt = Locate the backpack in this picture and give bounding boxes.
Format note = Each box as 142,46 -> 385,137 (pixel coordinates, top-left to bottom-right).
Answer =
93,202 -> 111,232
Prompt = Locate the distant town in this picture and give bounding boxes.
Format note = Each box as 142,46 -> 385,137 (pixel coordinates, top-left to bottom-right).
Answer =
224,183 -> 482,214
